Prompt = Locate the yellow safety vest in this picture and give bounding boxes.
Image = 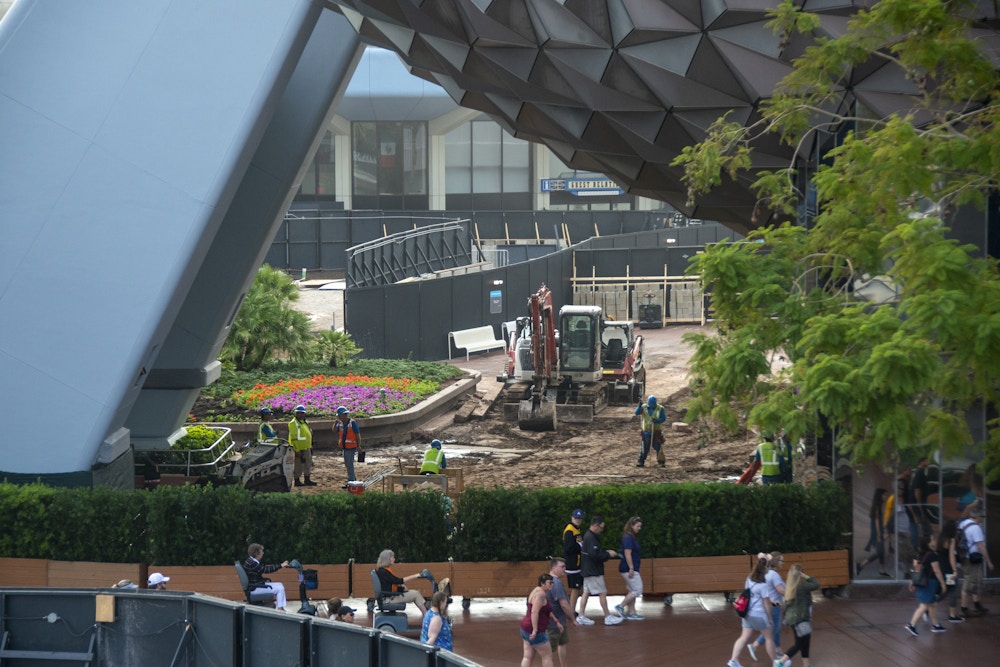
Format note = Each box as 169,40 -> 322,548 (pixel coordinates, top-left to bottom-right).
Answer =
288,418 -> 312,452
420,447 -> 444,474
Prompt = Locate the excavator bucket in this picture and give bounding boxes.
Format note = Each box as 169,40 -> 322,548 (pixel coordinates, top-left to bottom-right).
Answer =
518,397 -> 557,431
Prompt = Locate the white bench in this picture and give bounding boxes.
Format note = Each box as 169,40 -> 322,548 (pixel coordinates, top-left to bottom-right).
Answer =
448,325 -> 505,360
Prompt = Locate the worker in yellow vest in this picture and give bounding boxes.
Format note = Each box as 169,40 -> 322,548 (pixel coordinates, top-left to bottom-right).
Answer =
754,430 -> 785,485
288,405 -> 316,487
419,439 -> 447,475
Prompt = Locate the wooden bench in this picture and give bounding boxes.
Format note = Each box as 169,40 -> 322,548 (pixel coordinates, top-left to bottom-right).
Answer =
448,325 -> 504,361
403,466 -> 464,493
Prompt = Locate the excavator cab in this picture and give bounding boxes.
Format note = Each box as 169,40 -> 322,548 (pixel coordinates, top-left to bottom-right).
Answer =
558,307 -> 603,383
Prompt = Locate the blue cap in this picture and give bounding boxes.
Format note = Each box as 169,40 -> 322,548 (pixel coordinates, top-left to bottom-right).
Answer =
572,509 -> 584,519
431,439 -> 442,448
258,407 -> 272,416
647,395 -> 657,407
294,405 -> 306,413
336,406 -> 349,415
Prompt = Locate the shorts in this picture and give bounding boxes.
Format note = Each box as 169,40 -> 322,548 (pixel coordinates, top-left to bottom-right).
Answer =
964,559 -> 984,595
566,571 -> 583,590
547,625 -> 569,649
583,576 -> 607,595
620,571 -> 644,596
520,628 -> 549,646
741,614 -> 770,631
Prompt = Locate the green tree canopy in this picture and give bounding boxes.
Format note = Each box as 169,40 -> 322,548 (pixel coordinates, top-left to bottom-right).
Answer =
674,0 -> 1000,481
220,265 -> 313,371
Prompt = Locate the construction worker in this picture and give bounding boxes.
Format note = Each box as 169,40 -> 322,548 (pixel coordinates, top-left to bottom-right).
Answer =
634,395 -> 667,467
288,405 -> 316,486
419,439 -> 447,475
754,430 -> 784,485
334,406 -> 360,487
257,407 -> 279,444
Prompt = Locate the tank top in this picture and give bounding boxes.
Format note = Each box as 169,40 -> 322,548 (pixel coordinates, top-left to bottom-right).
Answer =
519,595 -> 553,633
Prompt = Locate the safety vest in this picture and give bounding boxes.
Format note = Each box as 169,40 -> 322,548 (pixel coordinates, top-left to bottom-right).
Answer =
420,447 -> 444,474
257,421 -> 277,444
639,404 -> 665,432
288,418 -> 312,452
757,440 -> 781,477
336,420 -> 358,449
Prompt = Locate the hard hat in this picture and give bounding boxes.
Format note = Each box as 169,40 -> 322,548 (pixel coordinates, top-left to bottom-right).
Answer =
258,407 -> 272,416
294,405 -> 307,413
761,429 -> 775,440
647,395 -> 657,407
336,406 -> 349,415
431,439 -> 442,448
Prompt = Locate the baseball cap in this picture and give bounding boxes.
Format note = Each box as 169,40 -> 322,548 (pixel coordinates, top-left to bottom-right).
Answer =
336,406 -> 349,415
113,579 -> 138,590
572,509 -> 584,519
258,407 -> 272,416
336,605 -> 356,616
294,405 -> 307,413
147,572 -> 170,586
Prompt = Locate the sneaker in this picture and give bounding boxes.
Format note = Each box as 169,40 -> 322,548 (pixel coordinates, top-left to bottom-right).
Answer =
626,612 -> 645,620
636,462 -> 645,467
931,624 -> 947,633
604,614 -> 623,626
747,642 -> 758,662
879,570 -> 891,577
727,661 -> 743,667
576,615 -> 595,626
614,604 -> 626,618
905,623 -> 919,636
948,615 -> 965,623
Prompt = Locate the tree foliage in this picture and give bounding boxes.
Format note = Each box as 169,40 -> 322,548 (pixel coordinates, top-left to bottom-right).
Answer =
220,265 -> 314,371
674,0 -> 1000,481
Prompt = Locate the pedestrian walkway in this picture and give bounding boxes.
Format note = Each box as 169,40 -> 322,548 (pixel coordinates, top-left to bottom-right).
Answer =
431,591 -> 997,666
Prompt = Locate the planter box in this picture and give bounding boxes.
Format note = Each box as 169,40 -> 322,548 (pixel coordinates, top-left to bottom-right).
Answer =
0,550 -> 848,602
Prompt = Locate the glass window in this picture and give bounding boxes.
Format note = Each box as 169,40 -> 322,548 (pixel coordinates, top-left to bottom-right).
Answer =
445,125 -> 471,194
502,131 -> 530,192
353,122 -> 377,197
298,130 -> 336,197
472,122 -> 501,192
403,122 -> 427,195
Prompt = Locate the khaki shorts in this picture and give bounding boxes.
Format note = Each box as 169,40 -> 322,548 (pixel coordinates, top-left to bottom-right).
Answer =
583,576 -> 607,595
547,624 -> 569,649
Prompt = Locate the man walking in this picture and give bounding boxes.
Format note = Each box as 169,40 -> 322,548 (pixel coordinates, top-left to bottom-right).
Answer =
562,509 -> 585,621
546,558 -> 576,667
634,395 -> 666,467
334,406 -> 361,487
578,515 -> 623,626
288,405 -> 316,486
960,507 -> 994,617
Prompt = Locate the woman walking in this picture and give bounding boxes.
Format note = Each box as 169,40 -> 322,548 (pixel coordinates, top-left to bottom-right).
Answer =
520,574 -> 563,667
615,516 -> 645,620
421,591 -> 453,651
727,554 -> 778,667
905,533 -> 948,636
779,564 -> 819,666
749,551 -> 786,662
936,521 -> 963,623
856,488 -> 890,577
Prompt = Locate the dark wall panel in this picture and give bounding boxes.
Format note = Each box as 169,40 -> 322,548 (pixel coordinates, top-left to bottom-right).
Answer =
419,279 -> 453,360
383,282 -> 422,359
347,285 -> 387,358
630,248 -> 668,277
450,274 -> 487,331
667,246 -> 698,276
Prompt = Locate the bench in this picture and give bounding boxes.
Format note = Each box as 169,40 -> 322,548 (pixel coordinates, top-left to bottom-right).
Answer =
384,473 -> 448,495
448,325 -> 504,361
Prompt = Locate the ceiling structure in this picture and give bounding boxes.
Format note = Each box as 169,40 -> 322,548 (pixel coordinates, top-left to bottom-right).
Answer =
330,0 -> 999,233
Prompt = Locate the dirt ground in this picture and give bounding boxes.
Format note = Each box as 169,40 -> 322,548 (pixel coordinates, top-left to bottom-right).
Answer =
285,284 -> 756,492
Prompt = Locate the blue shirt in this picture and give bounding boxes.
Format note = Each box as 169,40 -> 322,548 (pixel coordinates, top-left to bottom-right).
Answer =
420,609 -> 452,650
619,534 -> 641,573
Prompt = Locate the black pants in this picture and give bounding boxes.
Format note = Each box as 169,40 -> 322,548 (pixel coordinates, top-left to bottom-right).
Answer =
784,629 -> 811,659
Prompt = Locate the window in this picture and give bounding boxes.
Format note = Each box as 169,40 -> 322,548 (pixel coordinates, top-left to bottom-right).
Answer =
352,121 -> 427,208
444,119 -> 532,208
298,130 -> 336,198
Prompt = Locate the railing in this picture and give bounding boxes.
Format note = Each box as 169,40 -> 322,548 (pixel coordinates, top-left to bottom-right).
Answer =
153,426 -> 238,477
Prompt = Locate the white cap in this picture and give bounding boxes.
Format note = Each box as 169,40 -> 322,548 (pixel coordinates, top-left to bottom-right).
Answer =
147,572 -> 170,586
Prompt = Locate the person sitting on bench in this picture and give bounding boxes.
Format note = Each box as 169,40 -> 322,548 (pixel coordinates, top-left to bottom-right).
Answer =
376,549 -> 427,614
244,542 -> 290,610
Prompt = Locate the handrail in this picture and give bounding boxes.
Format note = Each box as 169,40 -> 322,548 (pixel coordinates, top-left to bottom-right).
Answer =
155,427 -> 237,476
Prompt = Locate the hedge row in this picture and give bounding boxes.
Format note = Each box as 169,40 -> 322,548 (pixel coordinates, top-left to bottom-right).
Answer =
0,481 -> 847,565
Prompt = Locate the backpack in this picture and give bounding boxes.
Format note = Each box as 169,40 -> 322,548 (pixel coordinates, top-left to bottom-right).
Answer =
733,586 -> 752,617
956,519 -> 972,561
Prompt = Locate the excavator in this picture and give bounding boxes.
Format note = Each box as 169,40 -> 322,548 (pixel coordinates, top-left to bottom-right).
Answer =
500,286 -> 645,431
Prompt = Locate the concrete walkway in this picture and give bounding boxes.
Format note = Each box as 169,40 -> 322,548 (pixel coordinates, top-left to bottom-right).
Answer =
417,590 -> 996,666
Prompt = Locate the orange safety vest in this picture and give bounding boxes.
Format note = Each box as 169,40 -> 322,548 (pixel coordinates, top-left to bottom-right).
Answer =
336,420 -> 359,449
